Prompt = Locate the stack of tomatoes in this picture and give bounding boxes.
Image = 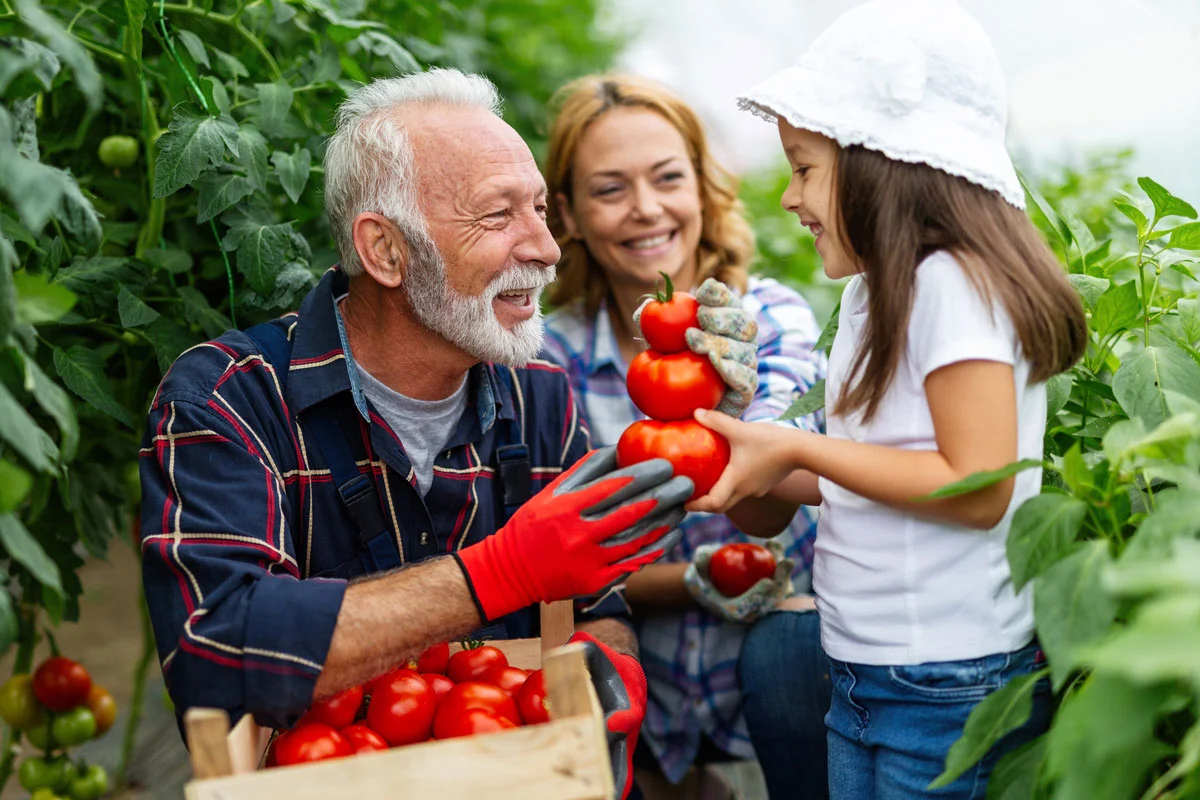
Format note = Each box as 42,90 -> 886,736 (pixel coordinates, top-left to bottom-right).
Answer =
0,656 -> 116,800
268,641 -> 552,768
617,274 -> 731,498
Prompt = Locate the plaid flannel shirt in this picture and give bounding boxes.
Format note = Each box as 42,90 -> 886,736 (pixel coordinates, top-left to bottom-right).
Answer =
541,276 -> 827,782
139,267 -> 622,734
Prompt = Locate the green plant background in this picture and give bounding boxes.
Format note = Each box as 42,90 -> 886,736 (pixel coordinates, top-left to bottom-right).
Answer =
3,0 -> 1200,798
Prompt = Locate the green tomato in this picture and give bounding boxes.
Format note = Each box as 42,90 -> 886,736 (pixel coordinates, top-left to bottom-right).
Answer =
30,788 -> 64,800
67,765 -> 107,800
26,716 -> 55,750
98,135 -> 140,169
19,756 -> 56,791
50,707 -> 96,747
0,674 -> 44,730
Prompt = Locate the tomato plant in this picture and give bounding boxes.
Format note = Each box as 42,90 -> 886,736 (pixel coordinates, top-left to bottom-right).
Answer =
514,670 -> 551,725
446,643 -> 508,684
365,670 -> 436,746
300,684 -> 363,730
626,350 -> 724,421
272,723 -> 353,766
708,543 -> 776,597
639,271 -> 700,354
338,724 -> 388,754
32,658 -> 90,712
617,419 -> 731,500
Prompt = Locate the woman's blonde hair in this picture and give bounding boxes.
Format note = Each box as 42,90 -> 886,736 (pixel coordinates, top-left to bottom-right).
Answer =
544,74 -> 753,314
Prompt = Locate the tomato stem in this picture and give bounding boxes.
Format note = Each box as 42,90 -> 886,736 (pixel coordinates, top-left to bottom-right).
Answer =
654,271 -> 675,303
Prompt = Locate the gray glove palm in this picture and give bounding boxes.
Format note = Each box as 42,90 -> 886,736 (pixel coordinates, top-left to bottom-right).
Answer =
683,539 -> 794,623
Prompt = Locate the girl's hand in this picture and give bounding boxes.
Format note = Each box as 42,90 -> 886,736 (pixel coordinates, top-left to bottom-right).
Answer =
686,409 -> 804,514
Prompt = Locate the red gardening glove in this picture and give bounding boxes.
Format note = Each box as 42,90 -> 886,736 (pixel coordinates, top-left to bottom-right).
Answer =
569,631 -> 647,800
455,446 -> 692,622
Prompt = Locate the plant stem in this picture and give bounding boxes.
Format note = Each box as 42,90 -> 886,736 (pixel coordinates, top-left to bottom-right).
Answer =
159,3 -> 283,80
0,603 -> 40,795
74,35 -> 127,65
115,583 -> 156,791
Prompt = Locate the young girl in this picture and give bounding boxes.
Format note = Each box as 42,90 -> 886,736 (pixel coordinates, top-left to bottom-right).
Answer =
688,0 -> 1087,798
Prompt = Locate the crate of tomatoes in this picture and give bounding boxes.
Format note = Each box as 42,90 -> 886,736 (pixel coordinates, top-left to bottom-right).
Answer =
182,600 -> 612,800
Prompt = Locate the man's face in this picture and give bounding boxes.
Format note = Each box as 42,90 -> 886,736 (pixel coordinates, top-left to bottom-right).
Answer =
403,107 -> 561,366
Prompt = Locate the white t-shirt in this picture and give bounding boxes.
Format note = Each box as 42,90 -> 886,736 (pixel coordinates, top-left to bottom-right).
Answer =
813,250 -> 1043,665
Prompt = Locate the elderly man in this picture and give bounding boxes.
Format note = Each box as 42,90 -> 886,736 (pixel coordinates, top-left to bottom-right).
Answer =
138,69 -> 694,798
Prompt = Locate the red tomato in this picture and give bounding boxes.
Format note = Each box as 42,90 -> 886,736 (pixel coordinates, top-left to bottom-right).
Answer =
300,684 -> 363,729
433,682 -> 521,739
365,669 -> 436,746
446,644 -> 508,684
339,724 -> 388,753
480,666 -> 529,695
639,273 -> 700,354
626,350 -> 724,421
434,708 -> 516,740
422,673 -> 455,703
32,657 -> 91,712
515,670 -> 551,725
413,642 -> 450,675
617,419 -> 731,500
708,543 -> 777,597
273,723 -> 353,766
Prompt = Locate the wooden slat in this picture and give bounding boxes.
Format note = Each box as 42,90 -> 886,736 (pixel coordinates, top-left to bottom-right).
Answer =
184,714 -> 610,800
540,600 -> 575,653
184,708 -> 234,780
227,712 -> 272,774
544,644 -> 613,799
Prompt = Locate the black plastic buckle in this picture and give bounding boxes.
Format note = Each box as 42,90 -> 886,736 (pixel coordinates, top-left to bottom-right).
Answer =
338,475 -> 389,547
495,443 -> 532,510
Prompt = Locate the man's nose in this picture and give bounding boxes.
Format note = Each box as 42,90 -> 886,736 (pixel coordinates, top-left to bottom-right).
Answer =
517,213 -> 562,268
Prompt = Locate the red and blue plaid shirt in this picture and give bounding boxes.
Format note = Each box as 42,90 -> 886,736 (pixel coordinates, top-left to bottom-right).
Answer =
139,267 -> 617,732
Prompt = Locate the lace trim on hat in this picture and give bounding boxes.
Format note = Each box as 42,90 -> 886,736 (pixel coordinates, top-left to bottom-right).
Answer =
737,95 -> 1026,210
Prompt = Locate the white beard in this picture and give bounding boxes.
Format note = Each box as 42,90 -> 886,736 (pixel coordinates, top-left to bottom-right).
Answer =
404,240 -> 554,367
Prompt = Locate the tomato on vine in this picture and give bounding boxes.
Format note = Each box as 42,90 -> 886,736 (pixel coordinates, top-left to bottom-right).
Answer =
33,657 -> 91,712
97,135 -> 140,170
67,764 -> 108,800
51,706 -> 97,746
0,674 -> 43,730
86,685 -> 117,735
445,643 -> 507,684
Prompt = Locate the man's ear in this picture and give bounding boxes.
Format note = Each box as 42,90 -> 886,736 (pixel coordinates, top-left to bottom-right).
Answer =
557,192 -> 581,240
351,213 -> 408,288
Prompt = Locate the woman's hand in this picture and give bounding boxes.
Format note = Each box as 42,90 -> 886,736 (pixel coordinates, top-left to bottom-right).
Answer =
686,409 -> 806,514
683,539 -> 794,623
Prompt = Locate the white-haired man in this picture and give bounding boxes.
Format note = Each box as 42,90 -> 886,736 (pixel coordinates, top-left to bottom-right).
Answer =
139,69 -> 693,798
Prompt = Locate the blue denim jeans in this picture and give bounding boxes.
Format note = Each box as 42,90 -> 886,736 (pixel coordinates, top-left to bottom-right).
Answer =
739,609 -> 832,800
826,641 -> 1051,800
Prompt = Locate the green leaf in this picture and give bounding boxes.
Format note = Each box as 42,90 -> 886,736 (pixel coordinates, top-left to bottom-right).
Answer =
13,270 -> 76,324
778,378 -> 824,420
0,380 -> 58,471
57,176 -> 102,253
152,111 -> 238,198
212,48 -> 248,78
917,459 -> 1043,500
143,247 -> 192,274
1168,221 -> 1200,250
1138,176 -> 1198,222
238,126 -> 269,193
1033,541 -> 1117,689
1046,373 -> 1073,420
52,256 -> 136,307
271,147 -> 311,204
1092,280 -> 1140,338
195,172 -> 254,224
0,214 -> 39,250
253,82 -> 294,138
146,316 -> 195,374
814,300 -> 839,353
1114,199 -> 1149,238
1060,443 -> 1091,494
1007,492 -> 1087,591
177,286 -> 231,339
1112,345 -> 1200,430
124,0 -> 147,64
12,95 -> 38,161
1120,491 -> 1200,562
985,736 -> 1046,800
200,76 -> 230,116
52,345 -> 134,427
931,668 -> 1048,788
0,512 -> 61,591
0,38 -> 61,95
14,0 -> 101,111
222,215 -> 307,295
0,237 -> 17,344
0,585 -> 16,655
1066,274 -> 1109,310
117,285 -> 159,327
0,460 -> 33,512
176,29 -> 210,68
24,355 -> 77,462
362,31 -> 420,73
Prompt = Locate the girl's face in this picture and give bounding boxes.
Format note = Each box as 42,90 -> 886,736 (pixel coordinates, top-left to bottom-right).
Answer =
559,107 -> 703,294
777,121 -> 857,279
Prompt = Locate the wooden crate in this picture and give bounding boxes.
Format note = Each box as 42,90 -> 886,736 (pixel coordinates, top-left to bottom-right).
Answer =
182,601 -> 613,800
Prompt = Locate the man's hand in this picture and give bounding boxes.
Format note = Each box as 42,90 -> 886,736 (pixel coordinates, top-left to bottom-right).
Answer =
568,631 -> 647,800
684,278 -> 759,418
683,539 -> 794,623
456,446 -> 693,622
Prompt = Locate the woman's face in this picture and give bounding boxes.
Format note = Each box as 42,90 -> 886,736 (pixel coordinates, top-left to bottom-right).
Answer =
777,120 -> 857,280
559,107 -> 703,294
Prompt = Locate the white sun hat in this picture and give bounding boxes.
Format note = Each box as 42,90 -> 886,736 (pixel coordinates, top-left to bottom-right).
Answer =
736,0 -> 1025,209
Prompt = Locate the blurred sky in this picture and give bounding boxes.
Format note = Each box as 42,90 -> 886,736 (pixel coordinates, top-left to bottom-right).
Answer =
607,0 -> 1200,203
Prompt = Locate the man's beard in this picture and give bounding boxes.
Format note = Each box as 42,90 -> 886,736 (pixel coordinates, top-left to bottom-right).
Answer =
403,237 -> 554,367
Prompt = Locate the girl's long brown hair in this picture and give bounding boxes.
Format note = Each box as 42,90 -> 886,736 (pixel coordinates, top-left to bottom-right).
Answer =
833,146 -> 1087,423
544,74 -> 753,315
